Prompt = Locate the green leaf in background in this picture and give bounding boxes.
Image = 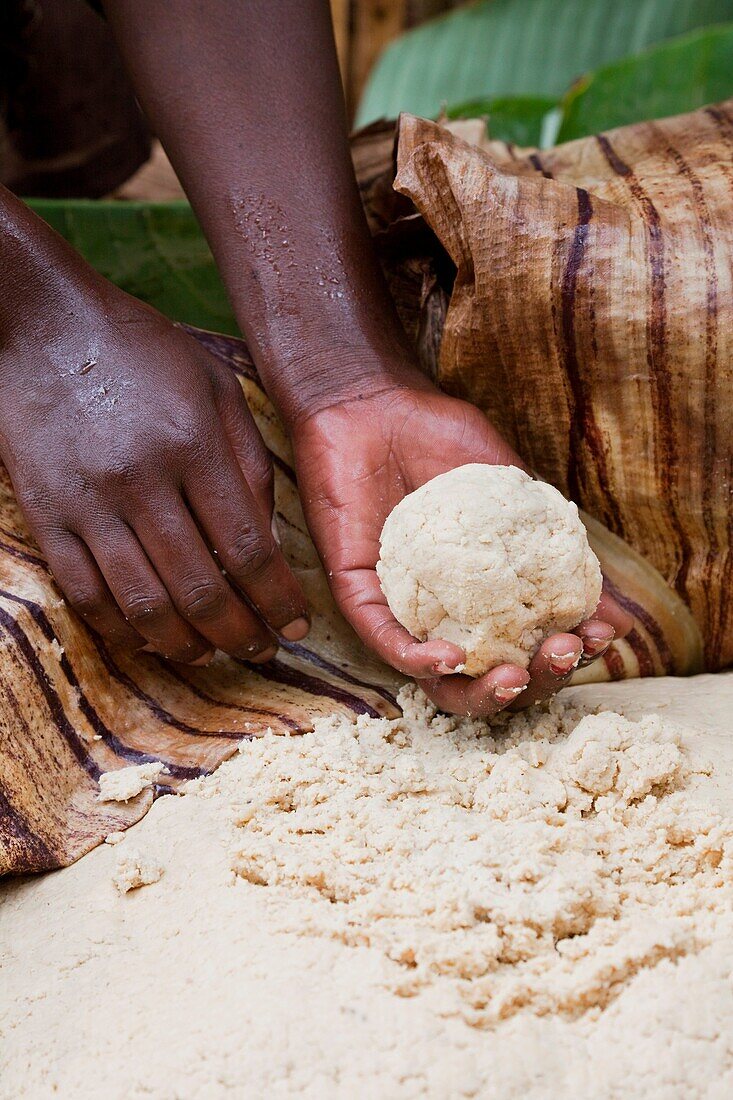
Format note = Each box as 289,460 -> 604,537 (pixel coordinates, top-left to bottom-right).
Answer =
356,0 -> 733,127
28,199 -> 238,334
557,22 -> 733,142
445,95 -> 556,146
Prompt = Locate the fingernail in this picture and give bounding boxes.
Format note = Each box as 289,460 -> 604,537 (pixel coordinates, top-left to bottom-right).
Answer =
191,650 -> 215,667
493,684 -> 527,704
549,652 -> 580,676
271,516 -> 281,546
141,642 -> 157,654
577,640 -> 612,668
432,661 -> 462,675
581,634 -> 614,657
280,617 -> 310,641
249,645 -> 278,664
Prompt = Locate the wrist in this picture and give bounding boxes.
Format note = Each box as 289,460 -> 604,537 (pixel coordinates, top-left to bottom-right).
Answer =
221,210 -> 434,427
254,331 -> 434,430
0,190 -> 107,361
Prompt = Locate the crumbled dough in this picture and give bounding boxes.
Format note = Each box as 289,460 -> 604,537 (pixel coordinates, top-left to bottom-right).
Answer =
377,464 -> 602,674
97,762 -> 168,802
2,674 -> 732,1098
112,850 -> 164,893
229,684 -> 731,1025
104,831 -> 126,846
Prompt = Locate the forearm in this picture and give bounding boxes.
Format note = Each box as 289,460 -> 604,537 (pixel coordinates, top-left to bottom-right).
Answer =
101,0 -> 423,425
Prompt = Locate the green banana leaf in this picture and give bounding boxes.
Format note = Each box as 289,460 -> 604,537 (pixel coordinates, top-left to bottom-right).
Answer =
558,22 -> 733,142
356,0 -> 733,127
445,95 -> 556,146
28,199 -> 238,334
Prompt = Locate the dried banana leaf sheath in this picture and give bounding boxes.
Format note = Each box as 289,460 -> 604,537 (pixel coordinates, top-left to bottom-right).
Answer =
0,330 -> 400,876
393,103 -> 733,670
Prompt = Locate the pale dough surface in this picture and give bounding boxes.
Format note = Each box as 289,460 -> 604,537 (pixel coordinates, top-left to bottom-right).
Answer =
377,465 -> 602,674
1,673 -> 732,1099
97,762 -> 168,803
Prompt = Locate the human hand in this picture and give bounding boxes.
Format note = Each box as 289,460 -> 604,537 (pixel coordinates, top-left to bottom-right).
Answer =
293,379 -> 632,717
0,290 -> 308,665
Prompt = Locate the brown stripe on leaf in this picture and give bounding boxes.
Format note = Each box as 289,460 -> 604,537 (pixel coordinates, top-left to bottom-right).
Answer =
624,627 -> 656,678
0,788 -> 57,874
652,125 -> 720,653
602,575 -> 675,673
559,188 -> 626,535
700,105 -> 733,651
281,639 -> 397,708
236,656 -> 384,717
595,134 -> 694,602
528,153 -> 553,178
0,604 -> 102,780
4,590 -> 232,770
602,644 -> 627,681
161,661 -> 301,732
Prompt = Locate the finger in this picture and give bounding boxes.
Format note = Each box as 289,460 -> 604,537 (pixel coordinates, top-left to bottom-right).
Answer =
511,633 -> 583,710
418,664 -> 530,719
83,523 -> 214,665
132,496 -> 277,661
212,369 -> 275,523
332,566 -> 467,678
574,618 -> 615,667
183,449 -> 309,641
41,529 -> 145,651
594,586 -> 634,639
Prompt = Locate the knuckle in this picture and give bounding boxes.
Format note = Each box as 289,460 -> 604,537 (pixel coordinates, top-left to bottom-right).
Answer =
178,579 -> 229,622
97,458 -> 138,491
67,589 -> 106,621
83,449 -> 146,493
122,593 -> 173,629
88,423 -> 208,492
159,421 -> 202,460
370,620 -> 404,659
228,532 -> 277,580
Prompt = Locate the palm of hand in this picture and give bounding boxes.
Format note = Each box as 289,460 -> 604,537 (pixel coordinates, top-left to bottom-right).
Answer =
296,385 -> 517,593
294,385 -> 630,717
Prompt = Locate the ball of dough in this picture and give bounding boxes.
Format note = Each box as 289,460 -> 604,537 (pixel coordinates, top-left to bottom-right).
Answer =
376,464 -> 602,676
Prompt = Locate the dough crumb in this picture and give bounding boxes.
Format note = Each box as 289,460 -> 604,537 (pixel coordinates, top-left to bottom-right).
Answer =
104,831 -> 126,846
229,684 -> 732,1027
112,850 -> 164,893
97,762 -> 168,803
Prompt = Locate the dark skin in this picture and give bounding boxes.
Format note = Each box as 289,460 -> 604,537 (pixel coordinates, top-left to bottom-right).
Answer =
0,0 -> 632,716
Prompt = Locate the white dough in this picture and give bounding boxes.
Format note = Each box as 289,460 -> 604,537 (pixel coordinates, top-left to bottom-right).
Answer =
377,464 -> 602,675
111,850 -> 164,893
1,674 -> 732,1098
97,762 -> 168,803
